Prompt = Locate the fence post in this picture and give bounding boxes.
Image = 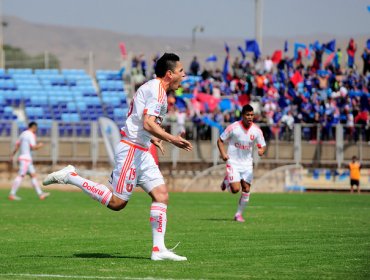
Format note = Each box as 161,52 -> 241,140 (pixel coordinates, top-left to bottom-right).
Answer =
275,125 -> 279,162
171,122 -> 178,168
11,121 -> 18,169
91,122 -> 98,169
358,125 -> 363,162
51,121 -> 59,167
211,127 -> 219,166
336,124 -> 343,168
294,124 -> 301,165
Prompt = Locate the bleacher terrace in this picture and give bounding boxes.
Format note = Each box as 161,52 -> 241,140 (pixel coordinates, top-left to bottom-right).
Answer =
0,68 -> 127,137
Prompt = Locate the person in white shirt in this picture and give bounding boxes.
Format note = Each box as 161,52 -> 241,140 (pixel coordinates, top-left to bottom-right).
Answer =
264,56 -> 273,73
279,111 -> 295,140
217,105 -> 266,222
175,108 -> 187,135
9,122 -> 50,200
43,53 -> 192,261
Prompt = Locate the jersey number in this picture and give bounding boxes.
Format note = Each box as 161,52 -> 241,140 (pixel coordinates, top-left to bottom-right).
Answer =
126,168 -> 136,193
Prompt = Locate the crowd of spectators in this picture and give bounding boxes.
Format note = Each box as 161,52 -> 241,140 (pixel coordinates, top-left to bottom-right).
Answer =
129,38 -> 370,142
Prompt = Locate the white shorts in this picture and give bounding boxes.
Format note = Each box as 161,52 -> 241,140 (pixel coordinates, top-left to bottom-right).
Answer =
18,158 -> 35,176
109,139 -> 164,201
226,161 -> 253,185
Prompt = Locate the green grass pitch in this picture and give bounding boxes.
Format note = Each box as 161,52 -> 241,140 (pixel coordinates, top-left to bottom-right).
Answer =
0,189 -> 369,280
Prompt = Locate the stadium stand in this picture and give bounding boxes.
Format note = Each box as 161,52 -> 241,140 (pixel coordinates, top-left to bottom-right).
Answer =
0,68 -> 128,137
96,70 -> 128,126
0,38 -> 369,168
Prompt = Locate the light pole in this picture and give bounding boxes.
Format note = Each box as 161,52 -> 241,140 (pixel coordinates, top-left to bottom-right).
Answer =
255,0 -> 263,51
0,0 -> 4,69
192,25 -> 204,52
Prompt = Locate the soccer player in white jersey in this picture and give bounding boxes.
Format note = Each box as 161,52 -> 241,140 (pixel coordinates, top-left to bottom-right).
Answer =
43,53 -> 192,261
9,122 -> 50,200
217,104 -> 266,222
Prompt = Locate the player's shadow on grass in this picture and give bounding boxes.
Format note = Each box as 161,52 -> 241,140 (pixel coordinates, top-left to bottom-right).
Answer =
74,253 -> 149,260
19,253 -> 150,260
20,253 -> 149,260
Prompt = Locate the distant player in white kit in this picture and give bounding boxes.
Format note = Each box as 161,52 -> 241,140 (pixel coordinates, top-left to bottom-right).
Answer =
217,104 -> 266,222
9,122 -> 50,200
43,53 -> 192,261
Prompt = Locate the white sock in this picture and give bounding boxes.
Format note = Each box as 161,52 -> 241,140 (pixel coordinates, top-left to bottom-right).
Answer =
10,175 -> 23,196
236,192 -> 250,215
31,177 -> 43,196
150,202 -> 167,252
66,173 -> 112,206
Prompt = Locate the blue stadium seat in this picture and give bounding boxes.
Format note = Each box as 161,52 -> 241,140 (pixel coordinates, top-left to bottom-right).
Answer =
8,68 -> 33,74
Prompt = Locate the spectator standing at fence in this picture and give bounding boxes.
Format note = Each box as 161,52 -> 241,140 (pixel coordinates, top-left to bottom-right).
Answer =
255,71 -> 265,97
348,156 -> 361,193
347,38 -> 357,69
361,48 -> 370,76
334,48 -> 342,71
345,108 -> 355,141
217,104 -> 266,222
279,110 -> 295,140
9,122 -> 50,201
43,53 -> 192,261
264,56 -> 273,73
175,107 -> 187,135
189,56 -> 200,76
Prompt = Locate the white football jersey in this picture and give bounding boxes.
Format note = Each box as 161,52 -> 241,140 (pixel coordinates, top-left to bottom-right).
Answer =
17,130 -> 36,161
220,121 -> 266,166
121,79 -> 167,148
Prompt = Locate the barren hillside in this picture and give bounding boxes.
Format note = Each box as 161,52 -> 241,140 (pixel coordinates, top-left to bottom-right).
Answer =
3,16 -> 368,71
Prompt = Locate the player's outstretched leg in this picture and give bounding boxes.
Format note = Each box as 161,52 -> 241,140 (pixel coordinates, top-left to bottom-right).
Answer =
149,187 -> 187,261
150,202 -> 187,261
43,165 -> 113,206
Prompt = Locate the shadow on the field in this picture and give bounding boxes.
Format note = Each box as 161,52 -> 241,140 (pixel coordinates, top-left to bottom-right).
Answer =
74,253 -> 149,260
200,218 -> 232,222
19,253 -> 150,260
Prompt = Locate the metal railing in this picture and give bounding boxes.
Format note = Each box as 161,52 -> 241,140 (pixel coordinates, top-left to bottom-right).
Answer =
0,120 -> 369,168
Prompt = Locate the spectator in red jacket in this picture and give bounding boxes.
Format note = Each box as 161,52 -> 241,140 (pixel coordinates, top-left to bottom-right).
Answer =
347,38 -> 357,69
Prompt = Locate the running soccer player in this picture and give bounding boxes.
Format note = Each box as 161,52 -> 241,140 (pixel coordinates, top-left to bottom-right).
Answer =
217,104 -> 266,222
9,122 -> 50,200
43,53 -> 192,261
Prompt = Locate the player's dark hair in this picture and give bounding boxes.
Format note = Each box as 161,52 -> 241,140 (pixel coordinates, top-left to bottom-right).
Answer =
242,104 -> 254,114
155,53 -> 180,78
28,122 -> 38,128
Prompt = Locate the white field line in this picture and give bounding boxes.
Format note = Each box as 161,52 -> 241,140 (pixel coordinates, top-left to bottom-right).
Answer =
0,274 -> 204,280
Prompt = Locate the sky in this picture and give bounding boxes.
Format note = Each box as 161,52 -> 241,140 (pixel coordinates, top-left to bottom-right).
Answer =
2,0 -> 370,39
